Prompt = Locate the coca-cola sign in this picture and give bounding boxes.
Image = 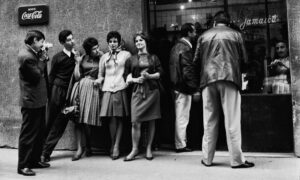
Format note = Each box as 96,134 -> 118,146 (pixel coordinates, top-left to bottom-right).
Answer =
18,5 -> 49,26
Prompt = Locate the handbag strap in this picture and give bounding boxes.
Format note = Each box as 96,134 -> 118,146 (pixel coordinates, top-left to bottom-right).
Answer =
65,74 -> 75,104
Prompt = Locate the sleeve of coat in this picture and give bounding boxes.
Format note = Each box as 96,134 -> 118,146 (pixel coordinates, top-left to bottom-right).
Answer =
153,54 -> 164,78
181,50 -> 198,92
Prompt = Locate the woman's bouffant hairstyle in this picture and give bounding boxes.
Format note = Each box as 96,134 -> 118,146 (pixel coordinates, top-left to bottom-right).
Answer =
133,31 -> 149,47
58,29 -> 73,44
107,31 -> 121,44
24,30 -> 45,45
83,37 -> 98,55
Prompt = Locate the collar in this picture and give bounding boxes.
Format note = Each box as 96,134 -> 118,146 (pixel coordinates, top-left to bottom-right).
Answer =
106,47 -> 122,63
181,38 -> 192,49
26,44 -> 38,55
63,48 -> 72,57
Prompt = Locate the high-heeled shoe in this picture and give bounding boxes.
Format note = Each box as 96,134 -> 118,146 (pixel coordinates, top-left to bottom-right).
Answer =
111,154 -> 120,160
124,151 -> 138,162
71,152 -> 83,161
145,156 -> 154,161
110,148 -> 120,160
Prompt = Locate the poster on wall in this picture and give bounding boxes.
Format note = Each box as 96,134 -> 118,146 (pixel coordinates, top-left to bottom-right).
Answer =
18,4 -> 49,26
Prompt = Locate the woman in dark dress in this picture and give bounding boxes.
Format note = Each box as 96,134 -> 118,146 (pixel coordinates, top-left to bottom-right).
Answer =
72,37 -> 103,160
123,32 -> 163,161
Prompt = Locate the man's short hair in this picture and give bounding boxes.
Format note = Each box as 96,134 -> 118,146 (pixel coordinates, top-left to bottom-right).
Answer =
107,31 -> 121,44
180,23 -> 194,37
24,30 -> 45,45
214,11 -> 230,25
58,30 -> 72,44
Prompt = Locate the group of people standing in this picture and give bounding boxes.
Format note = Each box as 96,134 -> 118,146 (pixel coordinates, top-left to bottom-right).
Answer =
17,27 -> 163,175
17,11 -> 255,176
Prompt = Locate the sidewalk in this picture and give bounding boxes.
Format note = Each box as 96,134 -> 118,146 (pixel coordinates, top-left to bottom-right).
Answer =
0,148 -> 299,180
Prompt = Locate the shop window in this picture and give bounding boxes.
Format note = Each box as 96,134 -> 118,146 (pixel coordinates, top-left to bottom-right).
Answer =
149,0 -> 289,94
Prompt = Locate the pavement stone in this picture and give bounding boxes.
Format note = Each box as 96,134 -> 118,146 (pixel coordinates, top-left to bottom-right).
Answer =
0,148 -> 299,180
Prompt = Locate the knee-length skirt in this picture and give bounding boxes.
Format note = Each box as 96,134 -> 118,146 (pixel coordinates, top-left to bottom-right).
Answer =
73,77 -> 102,126
100,90 -> 129,118
131,87 -> 161,122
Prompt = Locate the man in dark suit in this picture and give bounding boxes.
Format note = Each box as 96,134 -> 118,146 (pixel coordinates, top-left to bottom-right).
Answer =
17,30 -> 50,176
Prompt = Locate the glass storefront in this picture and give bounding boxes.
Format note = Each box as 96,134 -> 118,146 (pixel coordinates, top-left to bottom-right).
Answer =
147,0 -> 293,152
148,0 -> 289,94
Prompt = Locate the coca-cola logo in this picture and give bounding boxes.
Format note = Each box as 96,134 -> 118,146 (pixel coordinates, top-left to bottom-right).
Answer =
18,5 -> 49,26
21,11 -> 43,20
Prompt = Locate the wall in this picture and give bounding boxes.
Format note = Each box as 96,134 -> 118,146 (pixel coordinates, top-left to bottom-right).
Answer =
0,0 -> 143,149
287,0 -> 300,157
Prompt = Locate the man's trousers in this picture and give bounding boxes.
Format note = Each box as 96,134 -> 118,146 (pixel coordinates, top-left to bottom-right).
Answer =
201,81 -> 245,166
18,106 -> 46,169
174,90 -> 192,149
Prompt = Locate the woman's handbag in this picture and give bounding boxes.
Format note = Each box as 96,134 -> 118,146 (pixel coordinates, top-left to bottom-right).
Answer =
62,74 -> 80,120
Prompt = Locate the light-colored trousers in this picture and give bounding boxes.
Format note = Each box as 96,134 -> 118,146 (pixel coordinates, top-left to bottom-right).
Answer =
174,90 -> 192,149
201,81 -> 245,166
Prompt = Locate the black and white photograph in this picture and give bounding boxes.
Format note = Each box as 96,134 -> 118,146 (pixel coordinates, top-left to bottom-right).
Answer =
0,0 -> 299,179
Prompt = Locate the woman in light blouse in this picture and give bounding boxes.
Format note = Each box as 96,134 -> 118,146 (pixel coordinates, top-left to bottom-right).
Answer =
95,31 -> 131,160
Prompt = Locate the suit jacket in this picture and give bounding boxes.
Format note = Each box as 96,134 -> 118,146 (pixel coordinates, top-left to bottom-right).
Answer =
18,45 -> 49,108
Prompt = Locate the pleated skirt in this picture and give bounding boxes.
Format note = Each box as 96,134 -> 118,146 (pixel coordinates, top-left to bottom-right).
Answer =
75,77 -> 102,126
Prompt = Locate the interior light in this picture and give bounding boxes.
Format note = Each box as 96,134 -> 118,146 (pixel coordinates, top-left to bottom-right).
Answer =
180,5 -> 185,10
188,0 -> 192,2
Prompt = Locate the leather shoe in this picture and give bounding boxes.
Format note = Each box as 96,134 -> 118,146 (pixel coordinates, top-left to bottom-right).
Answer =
175,147 -> 193,153
18,168 -> 36,176
232,161 -> 255,168
31,161 -> 50,169
201,160 -> 212,167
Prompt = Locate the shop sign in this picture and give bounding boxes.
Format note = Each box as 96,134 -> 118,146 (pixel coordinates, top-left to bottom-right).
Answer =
18,4 -> 49,26
239,14 -> 280,30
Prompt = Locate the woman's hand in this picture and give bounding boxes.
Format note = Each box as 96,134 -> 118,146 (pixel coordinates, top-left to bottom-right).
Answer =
133,77 -> 145,84
74,50 -> 83,64
93,79 -> 102,88
141,71 -> 151,79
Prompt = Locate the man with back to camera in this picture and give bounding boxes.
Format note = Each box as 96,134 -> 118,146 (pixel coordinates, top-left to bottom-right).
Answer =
193,11 -> 255,168
169,23 -> 198,153
41,30 -> 78,162
17,30 -> 51,176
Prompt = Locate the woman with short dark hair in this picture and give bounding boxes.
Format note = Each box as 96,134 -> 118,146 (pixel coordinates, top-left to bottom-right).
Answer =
95,31 -> 131,160
71,37 -> 103,161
